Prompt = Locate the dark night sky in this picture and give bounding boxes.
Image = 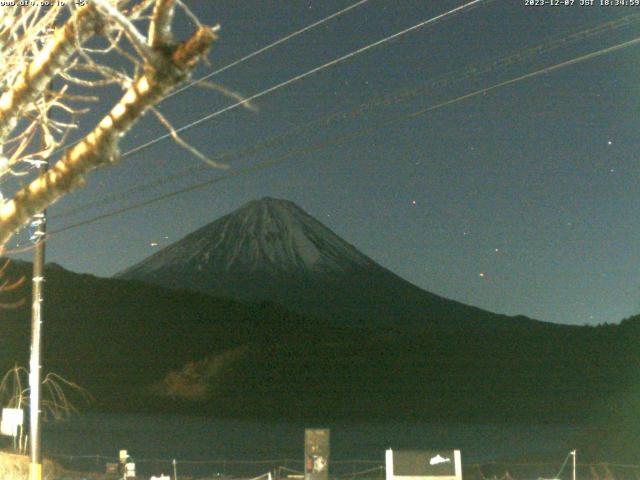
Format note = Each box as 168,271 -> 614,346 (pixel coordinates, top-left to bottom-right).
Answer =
7,0 -> 640,326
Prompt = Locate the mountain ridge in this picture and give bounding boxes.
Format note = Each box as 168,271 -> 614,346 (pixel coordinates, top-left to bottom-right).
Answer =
118,197 -> 377,277
1,257 -> 639,461
117,197 -> 549,330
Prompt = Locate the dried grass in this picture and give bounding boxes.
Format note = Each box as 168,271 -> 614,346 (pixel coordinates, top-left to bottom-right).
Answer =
0,451 -> 61,480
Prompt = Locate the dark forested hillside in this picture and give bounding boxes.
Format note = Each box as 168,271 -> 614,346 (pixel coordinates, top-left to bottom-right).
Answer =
0,259 -> 638,439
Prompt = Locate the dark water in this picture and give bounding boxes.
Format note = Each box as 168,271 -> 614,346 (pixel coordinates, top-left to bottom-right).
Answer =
33,414 -> 583,478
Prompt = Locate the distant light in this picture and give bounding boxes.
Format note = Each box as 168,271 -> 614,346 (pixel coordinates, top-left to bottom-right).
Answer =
150,242 -> 159,247
479,272 -> 485,278
411,200 -> 417,206
607,140 -> 612,146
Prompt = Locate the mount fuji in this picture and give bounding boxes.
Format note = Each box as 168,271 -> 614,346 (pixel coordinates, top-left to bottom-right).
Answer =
118,197 -> 540,330
10,196 -> 633,431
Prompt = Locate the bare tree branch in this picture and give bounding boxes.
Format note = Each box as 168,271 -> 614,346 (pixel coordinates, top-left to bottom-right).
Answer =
151,106 -> 229,169
149,0 -> 176,48
0,25 -> 218,246
0,0 -> 221,250
93,0 -> 159,66
0,4 -> 100,145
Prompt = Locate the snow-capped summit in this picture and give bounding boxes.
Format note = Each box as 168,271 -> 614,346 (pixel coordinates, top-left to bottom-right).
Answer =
118,197 -> 523,329
119,197 -> 374,279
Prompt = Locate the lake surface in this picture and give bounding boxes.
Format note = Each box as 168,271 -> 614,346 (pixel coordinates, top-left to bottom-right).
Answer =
33,414 -> 584,478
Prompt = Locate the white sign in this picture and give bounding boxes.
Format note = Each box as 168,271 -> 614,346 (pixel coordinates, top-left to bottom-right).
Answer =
150,476 -> 170,480
385,450 -> 462,480
1,408 -> 23,437
125,462 -> 136,478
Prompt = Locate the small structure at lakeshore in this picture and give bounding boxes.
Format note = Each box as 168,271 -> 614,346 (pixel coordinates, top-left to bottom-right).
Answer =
385,450 -> 462,480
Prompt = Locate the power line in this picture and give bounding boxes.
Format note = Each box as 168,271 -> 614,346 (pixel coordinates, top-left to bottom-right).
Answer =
120,0 -> 489,159
41,0 -> 374,161
6,0 -> 494,249
50,11 -> 640,221
163,0 -> 374,101
410,35 -> 640,117
47,35 -> 640,238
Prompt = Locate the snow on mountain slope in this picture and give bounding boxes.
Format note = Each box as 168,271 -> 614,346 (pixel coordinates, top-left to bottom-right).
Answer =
118,197 -> 544,330
119,197 -> 375,280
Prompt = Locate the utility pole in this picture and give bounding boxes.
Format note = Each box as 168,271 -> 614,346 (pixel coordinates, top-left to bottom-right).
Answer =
29,181 -> 46,480
29,148 -> 49,480
572,449 -> 577,480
